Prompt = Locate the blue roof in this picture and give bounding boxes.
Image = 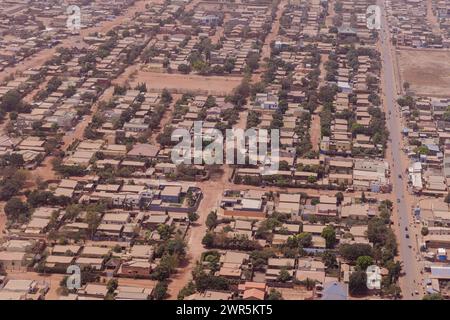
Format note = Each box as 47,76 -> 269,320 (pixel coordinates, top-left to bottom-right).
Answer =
425,144 -> 440,152
430,266 -> 450,279
321,281 -> 348,300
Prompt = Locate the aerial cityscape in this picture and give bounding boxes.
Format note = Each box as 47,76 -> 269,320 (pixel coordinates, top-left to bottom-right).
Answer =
0,0 -> 448,302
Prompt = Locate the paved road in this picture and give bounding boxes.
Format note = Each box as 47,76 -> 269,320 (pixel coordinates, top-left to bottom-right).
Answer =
378,0 -> 421,299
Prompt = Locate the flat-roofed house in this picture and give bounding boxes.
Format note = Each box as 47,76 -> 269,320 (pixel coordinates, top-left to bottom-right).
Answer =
127,144 -> 160,159
45,255 -> 74,269
221,191 -> 267,219
77,284 -> 108,299
120,259 -> 152,277
315,203 -> 338,217
130,245 -> 154,260
51,245 -> 82,256
75,257 -> 105,270
302,224 -> 326,235
102,213 -> 130,225
218,251 -> 250,280
81,246 -> 111,258
114,285 -> 153,300
0,252 -> 26,271
160,186 -> 182,203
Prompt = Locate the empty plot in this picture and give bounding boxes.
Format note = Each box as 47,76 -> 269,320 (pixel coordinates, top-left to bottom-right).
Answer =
131,71 -> 242,95
397,49 -> 450,97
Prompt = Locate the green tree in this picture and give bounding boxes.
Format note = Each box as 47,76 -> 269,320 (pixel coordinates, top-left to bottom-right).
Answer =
178,64 -> 191,74
321,226 -> 337,249
385,260 -> 402,284
4,197 -> 30,221
322,251 -> 337,269
4,153 -> 24,167
194,272 -> 229,291
349,270 -> 368,296
267,289 -> 282,300
421,227 -> 429,236
0,90 -> 24,114
161,89 -> 172,104
422,293 -> 443,300
356,256 -> 374,271
361,191 -> 367,203
403,82 -> 410,91
85,210 -> 101,238
178,281 -> 196,300
415,145 -> 429,155
106,278 -> 118,293
65,204 -> 83,220
153,281 -> 168,300
188,212 -> 199,223
277,268 -> 292,283
339,243 -> 373,262
288,232 -> 312,248
202,233 -> 214,247
157,224 -> 173,240
205,211 -> 218,229
383,284 -> 402,299
445,192 -> 450,203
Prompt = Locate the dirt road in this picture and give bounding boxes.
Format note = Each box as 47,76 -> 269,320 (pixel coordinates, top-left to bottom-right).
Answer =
426,0 -> 441,35
166,171 -> 229,299
325,0 -> 336,28
310,53 -> 330,152
166,109 -> 248,298
0,202 -> 6,235
252,0 -> 287,83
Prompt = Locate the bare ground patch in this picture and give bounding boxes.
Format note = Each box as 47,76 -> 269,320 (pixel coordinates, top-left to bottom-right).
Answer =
397,49 -> 450,97
130,70 -> 242,95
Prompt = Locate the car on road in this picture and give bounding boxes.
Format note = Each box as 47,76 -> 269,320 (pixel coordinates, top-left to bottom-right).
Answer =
397,198 -> 400,203
398,174 -> 402,179
406,234 -> 410,239
405,227 -> 408,231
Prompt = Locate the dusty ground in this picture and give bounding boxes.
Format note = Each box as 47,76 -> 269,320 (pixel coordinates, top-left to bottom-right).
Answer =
310,109 -> 321,152
310,53 -> 330,152
131,71 -> 242,95
397,49 -> 450,97
325,0 -> 335,28
0,202 -> 6,235
277,286 -> 314,300
426,0 -> 441,35
34,156 -> 57,182
166,168 -> 231,299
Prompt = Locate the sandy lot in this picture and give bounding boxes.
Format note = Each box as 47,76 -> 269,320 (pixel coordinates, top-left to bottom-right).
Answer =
277,287 -> 314,300
131,71 -> 242,95
397,49 -> 450,97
